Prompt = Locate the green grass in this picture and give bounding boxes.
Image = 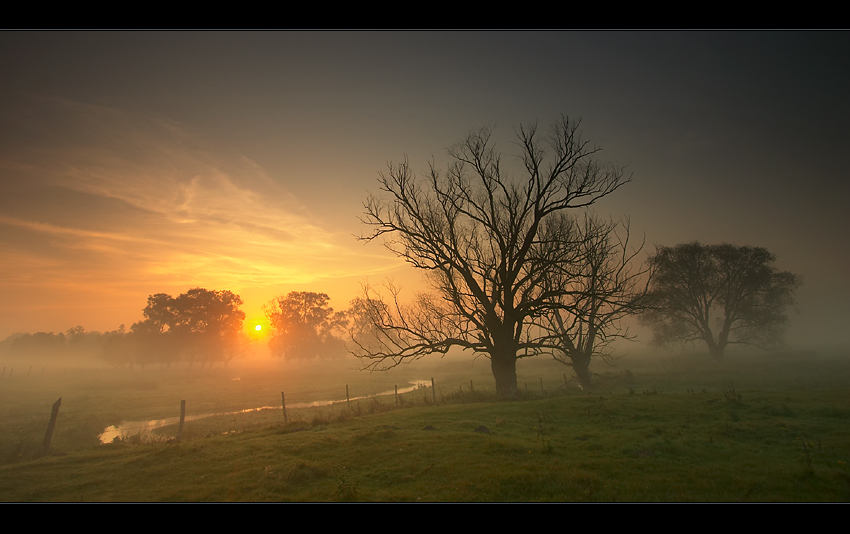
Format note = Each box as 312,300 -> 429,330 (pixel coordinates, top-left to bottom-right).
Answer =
1,351 -> 849,501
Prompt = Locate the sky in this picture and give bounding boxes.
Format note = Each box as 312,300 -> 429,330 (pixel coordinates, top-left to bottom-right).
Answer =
1,30 -> 848,351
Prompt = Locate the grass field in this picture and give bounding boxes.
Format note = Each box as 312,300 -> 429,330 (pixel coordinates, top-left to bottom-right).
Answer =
1,350 -> 849,502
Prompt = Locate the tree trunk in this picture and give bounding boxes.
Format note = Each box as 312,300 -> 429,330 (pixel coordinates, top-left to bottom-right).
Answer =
705,337 -> 725,360
490,352 -> 518,398
571,352 -> 593,390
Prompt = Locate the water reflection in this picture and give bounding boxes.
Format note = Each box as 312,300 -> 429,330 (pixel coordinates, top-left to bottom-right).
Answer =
98,380 -> 430,444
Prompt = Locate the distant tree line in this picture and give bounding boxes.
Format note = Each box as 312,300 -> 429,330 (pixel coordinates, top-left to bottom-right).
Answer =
0,288 -> 396,368
0,326 -> 126,361
0,288 -> 248,369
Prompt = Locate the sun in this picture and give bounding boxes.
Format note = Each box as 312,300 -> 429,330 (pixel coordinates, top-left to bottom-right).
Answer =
245,319 -> 268,339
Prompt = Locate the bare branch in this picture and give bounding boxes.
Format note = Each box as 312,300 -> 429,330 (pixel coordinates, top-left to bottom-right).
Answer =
534,214 -> 652,388
356,117 -> 631,396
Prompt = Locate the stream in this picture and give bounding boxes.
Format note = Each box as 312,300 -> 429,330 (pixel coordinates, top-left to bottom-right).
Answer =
98,380 -> 431,444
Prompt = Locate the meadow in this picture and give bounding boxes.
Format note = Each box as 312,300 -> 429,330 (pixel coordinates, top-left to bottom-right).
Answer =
1,350 -> 849,502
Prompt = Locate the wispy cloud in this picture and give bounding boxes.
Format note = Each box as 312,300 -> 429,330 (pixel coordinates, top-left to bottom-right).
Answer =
0,99 -> 401,333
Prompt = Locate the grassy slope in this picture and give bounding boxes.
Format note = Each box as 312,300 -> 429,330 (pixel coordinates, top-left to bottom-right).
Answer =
1,352 -> 849,502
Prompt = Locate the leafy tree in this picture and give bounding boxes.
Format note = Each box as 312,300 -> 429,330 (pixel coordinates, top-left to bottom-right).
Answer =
265,292 -> 346,360
141,293 -> 176,331
128,293 -> 180,368
356,116 -> 629,396
130,317 -> 177,368
537,214 -> 650,388
173,288 -> 246,365
131,288 -> 246,367
640,242 -> 801,359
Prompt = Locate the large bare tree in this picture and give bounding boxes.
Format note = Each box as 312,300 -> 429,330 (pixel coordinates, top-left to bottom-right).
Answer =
356,116 -> 630,396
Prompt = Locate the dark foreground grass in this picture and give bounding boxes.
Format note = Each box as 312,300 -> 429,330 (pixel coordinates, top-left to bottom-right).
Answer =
1,352 -> 849,501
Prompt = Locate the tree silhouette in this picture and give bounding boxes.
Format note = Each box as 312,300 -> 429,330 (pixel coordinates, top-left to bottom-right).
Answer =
346,296 -> 398,354
131,288 -> 245,367
264,292 -> 346,360
7,331 -> 67,359
537,214 -> 650,388
640,242 -> 801,359
356,116 -> 630,396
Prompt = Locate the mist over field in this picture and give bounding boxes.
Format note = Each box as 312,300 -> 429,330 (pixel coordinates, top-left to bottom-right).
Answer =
1,30 -> 849,501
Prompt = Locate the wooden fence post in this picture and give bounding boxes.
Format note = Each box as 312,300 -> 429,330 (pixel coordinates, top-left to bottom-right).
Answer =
42,397 -> 61,456
431,378 -> 436,404
346,385 -> 351,412
281,391 -> 288,423
176,400 -> 186,442
395,385 -> 398,406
